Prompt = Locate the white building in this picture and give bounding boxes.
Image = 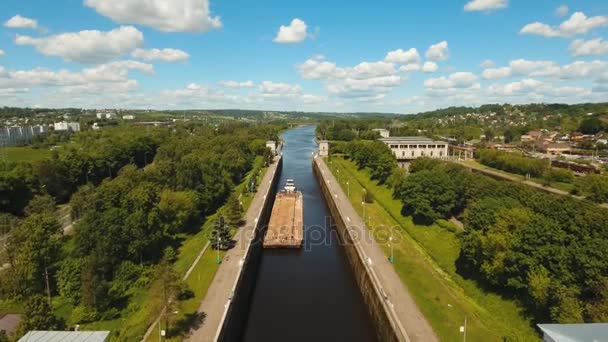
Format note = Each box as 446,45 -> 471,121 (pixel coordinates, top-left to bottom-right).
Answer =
372,128 -> 390,138
379,137 -> 449,160
122,115 -> 135,120
319,140 -> 329,157
266,141 -> 277,154
96,111 -> 117,119
54,122 -> 80,132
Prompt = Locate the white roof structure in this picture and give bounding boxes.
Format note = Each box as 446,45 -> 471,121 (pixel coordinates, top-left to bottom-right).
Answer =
538,323 -> 608,342
19,331 -> 110,342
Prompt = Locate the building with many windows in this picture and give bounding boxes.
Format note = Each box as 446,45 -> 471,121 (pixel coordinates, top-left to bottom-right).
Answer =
0,125 -> 48,146
379,137 -> 449,160
371,128 -> 390,138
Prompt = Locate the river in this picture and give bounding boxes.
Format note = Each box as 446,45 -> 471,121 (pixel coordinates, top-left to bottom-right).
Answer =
242,126 -> 377,342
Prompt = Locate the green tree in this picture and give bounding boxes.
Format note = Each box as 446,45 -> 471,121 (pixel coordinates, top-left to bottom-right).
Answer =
224,194 -> 242,226
24,195 -> 56,216
575,175 -> 608,203
150,247 -> 181,338
19,295 -> 65,332
210,216 -> 231,250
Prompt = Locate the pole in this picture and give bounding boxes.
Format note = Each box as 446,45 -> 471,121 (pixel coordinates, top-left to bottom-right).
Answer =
463,315 -> 467,342
217,238 -> 221,264
158,317 -> 162,342
362,201 -> 366,222
44,267 -> 52,305
347,181 -> 350,199
390,225 -> 394,264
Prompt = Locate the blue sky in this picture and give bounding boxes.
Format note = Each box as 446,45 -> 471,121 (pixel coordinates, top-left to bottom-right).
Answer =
0,0 -> 607,113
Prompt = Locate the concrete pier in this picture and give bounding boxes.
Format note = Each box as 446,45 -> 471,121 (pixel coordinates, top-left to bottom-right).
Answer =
186,156 -> 282,342
313,155 -> 438,342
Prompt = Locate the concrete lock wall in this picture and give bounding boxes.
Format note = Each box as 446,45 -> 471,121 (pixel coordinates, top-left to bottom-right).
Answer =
313,158 -> 402,342
216,157 -> 283,342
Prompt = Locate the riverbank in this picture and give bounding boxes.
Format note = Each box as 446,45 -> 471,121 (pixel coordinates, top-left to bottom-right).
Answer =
314,155 -> 437,342
185,155 -> 282,341
327,156 -> 538,341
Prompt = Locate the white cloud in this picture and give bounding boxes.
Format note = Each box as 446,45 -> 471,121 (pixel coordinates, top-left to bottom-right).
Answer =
400,63 -> 421,72
422,61 -> 438,73
488,79 -> 591,99
480,59 -> 495,69
520,12 -> 608,38
219,80 -> 255,88
424,72 -> 478,89
384,48 -> 420,64
482,59 -> 608,81
569,38 -> 608,57
273,18 -> 309,44
0,60 -> 153,90
464,0 -> 508,12
131,48 -> 189,62
425,41 -> 449,61
555,5 -> 569,17
4,15 -> 38,29
84,0 -> 222,33
259,81 -> 302,95
0,50 -> 5,57
15,26 -> 143,64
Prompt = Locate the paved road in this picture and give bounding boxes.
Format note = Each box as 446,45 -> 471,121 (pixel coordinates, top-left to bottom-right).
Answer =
315,156 -> 438,342
185,156 -> 281,342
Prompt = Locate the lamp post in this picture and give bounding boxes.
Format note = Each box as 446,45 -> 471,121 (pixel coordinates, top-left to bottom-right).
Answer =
216,238 -> 221,264
389,225 -> 394,264
361,201 -> 366,222
346,181 -> 350,199
158,310 -> 179,341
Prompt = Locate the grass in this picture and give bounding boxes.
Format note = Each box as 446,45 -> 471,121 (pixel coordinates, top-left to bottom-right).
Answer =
327,156 -> 539,341
2,146 -> 56,162
461,159 -> 575,193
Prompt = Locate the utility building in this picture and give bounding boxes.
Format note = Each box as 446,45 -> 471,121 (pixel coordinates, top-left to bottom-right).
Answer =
318,140 -> 329,157
372,128 -> 390,138
379,137 -> 449,161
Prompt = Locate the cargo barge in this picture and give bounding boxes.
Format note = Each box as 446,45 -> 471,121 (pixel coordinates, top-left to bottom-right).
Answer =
263,179 -> 303,248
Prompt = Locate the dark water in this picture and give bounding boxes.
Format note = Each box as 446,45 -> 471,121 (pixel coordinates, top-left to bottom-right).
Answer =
242,126 -> 378,342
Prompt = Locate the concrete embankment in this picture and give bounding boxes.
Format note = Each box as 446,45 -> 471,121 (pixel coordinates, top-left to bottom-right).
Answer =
313,156 -> 438,342
186,156 -> 282,342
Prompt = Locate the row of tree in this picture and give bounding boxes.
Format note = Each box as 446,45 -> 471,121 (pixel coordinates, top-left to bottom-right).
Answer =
392,158 -> 608,323
0,121 -> 282,337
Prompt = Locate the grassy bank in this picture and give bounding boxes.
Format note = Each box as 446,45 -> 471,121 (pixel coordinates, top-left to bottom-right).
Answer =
2,146 -> 56,162
327,156 -> 538,341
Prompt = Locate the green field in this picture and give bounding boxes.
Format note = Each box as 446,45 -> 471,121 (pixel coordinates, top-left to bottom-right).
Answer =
327,157 -> 539,341
2,146 -> 55,162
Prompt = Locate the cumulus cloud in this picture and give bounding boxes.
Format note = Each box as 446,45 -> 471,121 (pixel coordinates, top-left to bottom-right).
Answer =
131,48 -> 189,62
569,38 -> 608,57
4,15 -> 38,29
482,59 -> 608,80
555,5 -> 569,17
259,81 -> 302,95
400,63 -> 421,72
84,0 -> 222,33
424,72 -> 478,89
0,50 -> 5,57
273,18 -> 310,44
488,79 -> 591,99
297,55 -> 402,99
425,41 -> 449,61
422,61 -> 439,73
384,48 -> 420,64
15,26 -> 144,64
0,60 -> 153,91
219,80 -> 255,88
464,0 -> 508,12
520,12 -> 608,38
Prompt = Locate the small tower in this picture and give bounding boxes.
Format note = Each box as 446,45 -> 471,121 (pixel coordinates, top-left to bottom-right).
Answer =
319,140 -> 329,157
266,140 -> 277,155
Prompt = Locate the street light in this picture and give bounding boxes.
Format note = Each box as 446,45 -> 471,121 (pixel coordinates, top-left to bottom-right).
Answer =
361,201 -> 366,222
389,225 -> 394,264
346,181 -> 350,199
159,310 -> 179,341
217,238 -> 222,264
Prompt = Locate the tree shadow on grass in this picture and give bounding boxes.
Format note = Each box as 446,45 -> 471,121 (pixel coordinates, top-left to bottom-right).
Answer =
170,311 -> 207,338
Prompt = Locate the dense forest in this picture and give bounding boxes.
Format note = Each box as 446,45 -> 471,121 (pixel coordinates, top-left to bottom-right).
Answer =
341,141 -> 608,325
0,122 -> 282,339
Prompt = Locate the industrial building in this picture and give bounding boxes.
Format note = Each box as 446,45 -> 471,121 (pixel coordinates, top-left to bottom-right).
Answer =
371,128 -> 390,138
0,125 -> 48,146
379,137 -> 449,160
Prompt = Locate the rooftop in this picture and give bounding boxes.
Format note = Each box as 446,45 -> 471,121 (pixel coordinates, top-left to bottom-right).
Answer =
379,136 -> 446,144
538,323 -> 608,342
18,331 -> 110,342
